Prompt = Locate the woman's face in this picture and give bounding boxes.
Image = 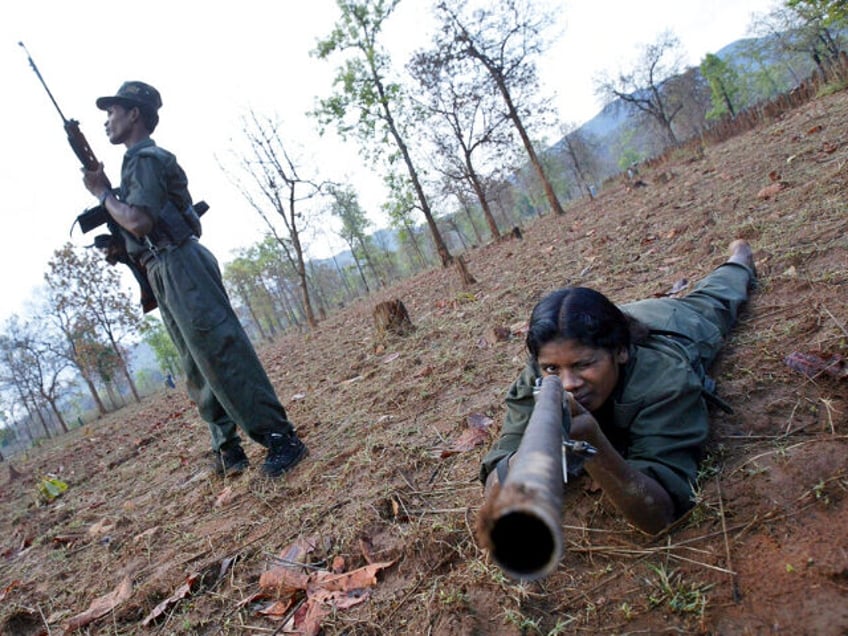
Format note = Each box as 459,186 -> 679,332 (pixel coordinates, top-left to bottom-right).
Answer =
537,338 -> 629,412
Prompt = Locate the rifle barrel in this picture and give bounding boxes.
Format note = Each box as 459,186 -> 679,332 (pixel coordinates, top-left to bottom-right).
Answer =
477,375 -> 566,581
19,42 -> 69,123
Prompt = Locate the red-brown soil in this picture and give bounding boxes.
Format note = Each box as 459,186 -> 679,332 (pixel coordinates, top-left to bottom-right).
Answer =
2,88 -> 847,635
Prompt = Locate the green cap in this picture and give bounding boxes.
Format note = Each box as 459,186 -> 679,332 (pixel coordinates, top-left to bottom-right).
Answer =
96,81 -> 162,111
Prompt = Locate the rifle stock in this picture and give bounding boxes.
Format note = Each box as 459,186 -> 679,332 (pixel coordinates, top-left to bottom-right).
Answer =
64,119 -> 99,172
476,375 -> 567,581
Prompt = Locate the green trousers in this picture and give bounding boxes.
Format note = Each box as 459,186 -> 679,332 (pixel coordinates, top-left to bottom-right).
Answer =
622,261 -> 754,371
146,238 -> 295,451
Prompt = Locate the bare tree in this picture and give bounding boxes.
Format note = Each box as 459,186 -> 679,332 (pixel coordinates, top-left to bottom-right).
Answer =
751,1 -> 846,77
595,30 -> 688,146
45,243 -> 142,404
226,111 -> 323,328
0,316 -> 70,438
559,124 -> 601,199
409,44 -> 514,240
434,0 -> 565,216
224,252 -> 274,340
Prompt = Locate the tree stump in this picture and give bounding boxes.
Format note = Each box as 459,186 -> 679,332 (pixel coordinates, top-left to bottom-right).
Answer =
373,299 -> 414,337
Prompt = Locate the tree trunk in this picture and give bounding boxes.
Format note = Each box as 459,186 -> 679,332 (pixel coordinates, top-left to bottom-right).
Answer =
455,254 -> 477,287
465,159 -> 501,240
483,62 -> 565,216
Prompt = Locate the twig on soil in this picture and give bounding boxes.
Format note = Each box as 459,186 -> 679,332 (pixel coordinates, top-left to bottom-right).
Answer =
715,476 -> 741,603
36,605 -> 51,636
729,435 -> 848,477
819,398 -> 838,435
821,304 -> 848,338
785,399 -> 802,435
271,597 -> 306,636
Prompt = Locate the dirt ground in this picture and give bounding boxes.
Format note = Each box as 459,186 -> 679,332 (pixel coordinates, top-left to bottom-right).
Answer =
2,87 -> 847,636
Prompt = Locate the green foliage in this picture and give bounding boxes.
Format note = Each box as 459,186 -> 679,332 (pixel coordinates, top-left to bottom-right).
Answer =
311,0 -> 403,154
140,316 -> 180,377
615,128 -> 644,171
37,475 -> 68,503
787,0 -> 848,27
701,53 -> 742,120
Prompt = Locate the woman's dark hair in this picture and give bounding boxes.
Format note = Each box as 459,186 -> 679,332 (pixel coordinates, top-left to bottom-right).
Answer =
526,287 -> 647,360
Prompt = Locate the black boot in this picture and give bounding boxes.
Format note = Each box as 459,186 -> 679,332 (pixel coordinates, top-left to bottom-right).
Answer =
213,440 -> 249,476
262,431 -> 308,477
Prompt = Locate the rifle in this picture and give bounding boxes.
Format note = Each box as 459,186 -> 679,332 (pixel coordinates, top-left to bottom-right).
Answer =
20,42 -> 157,313
476,375 -> 597,581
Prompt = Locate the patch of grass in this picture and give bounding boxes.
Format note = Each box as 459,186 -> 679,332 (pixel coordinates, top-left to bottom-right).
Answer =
812,479 -> 830,505
817,80 -> 848,97
502,608 -> 543,633
437,586 -> 468,607
644,562 -> 711,618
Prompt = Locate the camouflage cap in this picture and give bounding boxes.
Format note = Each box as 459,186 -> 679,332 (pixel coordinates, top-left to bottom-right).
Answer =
96,81 -> 162,111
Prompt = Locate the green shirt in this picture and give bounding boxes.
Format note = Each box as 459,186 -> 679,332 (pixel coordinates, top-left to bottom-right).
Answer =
481,298 -> 722,517
119,139 -> 191,257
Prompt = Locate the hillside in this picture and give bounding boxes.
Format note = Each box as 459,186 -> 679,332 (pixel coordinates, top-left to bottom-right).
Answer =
2,86 -> 847,635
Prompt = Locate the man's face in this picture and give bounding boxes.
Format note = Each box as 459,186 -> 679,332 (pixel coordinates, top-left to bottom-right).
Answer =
104,104 -> 135,145
537,338 -> 628,412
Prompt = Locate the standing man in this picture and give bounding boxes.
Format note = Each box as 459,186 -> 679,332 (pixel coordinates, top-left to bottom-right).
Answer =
82,81 -> 307,478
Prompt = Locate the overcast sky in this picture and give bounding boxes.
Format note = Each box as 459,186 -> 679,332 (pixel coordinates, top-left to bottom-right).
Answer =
1,0 -> 778,324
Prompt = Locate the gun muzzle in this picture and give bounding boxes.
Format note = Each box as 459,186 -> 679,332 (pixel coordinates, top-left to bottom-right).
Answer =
477,375 -> 566,581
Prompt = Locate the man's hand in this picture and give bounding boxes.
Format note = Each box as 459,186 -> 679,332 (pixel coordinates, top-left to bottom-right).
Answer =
82,162 -> 112,200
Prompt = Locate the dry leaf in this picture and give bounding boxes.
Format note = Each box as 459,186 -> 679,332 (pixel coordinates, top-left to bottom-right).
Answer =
0,580 -> 21,602
439,428 -> 490,458
214,486 -> 234,508
309,561 -> 394,593
142,575 -> 197,626
133,527 -> 160,543
486,326 -> 511,343
87,519 -> 115,537
259,566 -> 310,594
63,576 -> 132,633
467,413 -> 494,430
757,182 -> 786,199
257,597 -> 295,618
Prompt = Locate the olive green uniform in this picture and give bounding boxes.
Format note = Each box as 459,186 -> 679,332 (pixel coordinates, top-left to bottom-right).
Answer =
119,139 -> 295,451
481,262 -> 753,516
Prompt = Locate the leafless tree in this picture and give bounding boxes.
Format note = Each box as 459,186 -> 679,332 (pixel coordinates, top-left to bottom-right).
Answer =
434,0 -> 565,216
409,43 -> 515,240
225,111 -> 323,328
595,30 -> 688,146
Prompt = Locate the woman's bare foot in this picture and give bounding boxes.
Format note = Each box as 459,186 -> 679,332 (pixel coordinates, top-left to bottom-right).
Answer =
728,239 -> 756,279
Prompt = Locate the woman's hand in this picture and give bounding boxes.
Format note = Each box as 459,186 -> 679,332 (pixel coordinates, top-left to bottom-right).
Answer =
564,392 -> 601,444
563,391 -> 675,534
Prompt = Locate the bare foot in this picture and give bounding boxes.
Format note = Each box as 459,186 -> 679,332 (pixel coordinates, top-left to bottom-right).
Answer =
727,239 -> 756,277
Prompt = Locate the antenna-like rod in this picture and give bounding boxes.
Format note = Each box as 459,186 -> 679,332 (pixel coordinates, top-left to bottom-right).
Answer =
19,41 -> 69,123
